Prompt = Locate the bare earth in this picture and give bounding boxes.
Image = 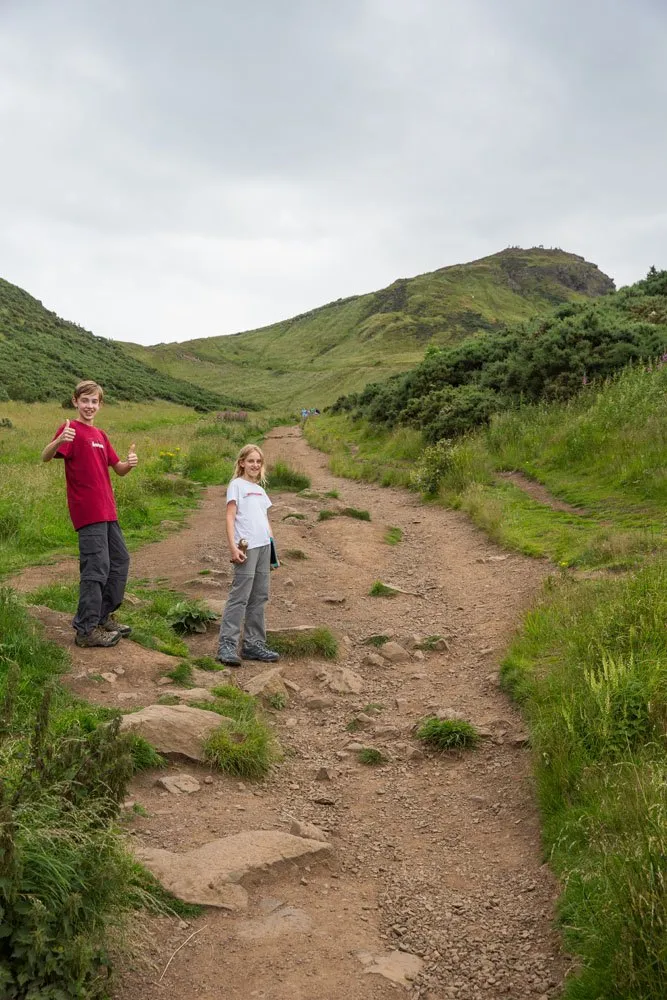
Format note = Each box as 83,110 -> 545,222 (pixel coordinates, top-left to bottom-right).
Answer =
12,427 -> 569,1000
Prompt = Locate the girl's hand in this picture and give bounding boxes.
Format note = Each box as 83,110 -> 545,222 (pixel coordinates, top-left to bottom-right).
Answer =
230,546 -> 247,564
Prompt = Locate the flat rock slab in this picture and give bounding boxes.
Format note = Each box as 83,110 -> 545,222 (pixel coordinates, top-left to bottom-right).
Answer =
380,641 -> 410,663
322,666 -> 364,694
244,668 -> 288,698
120,704 -> 232,761
136,830 -> 331,909
236,905 -> 313,941
170,687 -> 216,704
357,949 -> 424,986
155,774 -> 202,795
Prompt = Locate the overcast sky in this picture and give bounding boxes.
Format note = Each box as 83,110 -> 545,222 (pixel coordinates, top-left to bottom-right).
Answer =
1,0 -> 665,345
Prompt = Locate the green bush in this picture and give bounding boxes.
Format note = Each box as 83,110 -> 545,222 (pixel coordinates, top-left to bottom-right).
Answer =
267,627 -> 338,659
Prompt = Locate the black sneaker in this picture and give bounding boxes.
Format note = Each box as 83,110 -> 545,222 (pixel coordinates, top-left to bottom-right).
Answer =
241,641 -> 280,663
100,615 -> 132,637
75,626 -> 122,648
216,641 -> 242,667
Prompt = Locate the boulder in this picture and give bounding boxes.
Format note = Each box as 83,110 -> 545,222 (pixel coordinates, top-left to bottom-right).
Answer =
120,704 -> 232,761
135,830 -> 331,909
379,641 -> 410,663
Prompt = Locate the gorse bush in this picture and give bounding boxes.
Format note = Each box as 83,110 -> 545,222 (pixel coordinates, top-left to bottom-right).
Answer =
331,268 -> 667,444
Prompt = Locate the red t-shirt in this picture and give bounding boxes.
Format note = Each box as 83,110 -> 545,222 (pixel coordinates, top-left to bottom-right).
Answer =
52,421 -> 120,530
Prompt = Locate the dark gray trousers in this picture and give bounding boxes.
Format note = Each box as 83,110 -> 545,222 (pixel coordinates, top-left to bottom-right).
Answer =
73,520 -> 130,636
218,544 -> 270,649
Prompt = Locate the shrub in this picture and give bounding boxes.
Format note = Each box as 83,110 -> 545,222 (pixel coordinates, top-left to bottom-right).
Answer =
416,717 -> 479,750
369,581 -> 398,597
204,718 -> 273,778
385,526 -> 403,544
357,747 -> 386,766
165,661 -> 194,686
282,548 -> 308,560
167,600 -> 218,635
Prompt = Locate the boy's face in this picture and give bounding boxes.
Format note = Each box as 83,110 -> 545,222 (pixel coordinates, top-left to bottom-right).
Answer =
242,451 -> 262,481
72,392 -> 101,425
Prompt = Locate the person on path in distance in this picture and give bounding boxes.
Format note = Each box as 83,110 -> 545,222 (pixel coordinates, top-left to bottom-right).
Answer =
216,444 -> 280,667
41,379 -> 138,648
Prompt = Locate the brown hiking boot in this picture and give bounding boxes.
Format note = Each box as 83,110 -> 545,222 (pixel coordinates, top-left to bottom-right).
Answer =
75,626 -> 122,648
99,615 -> 132,637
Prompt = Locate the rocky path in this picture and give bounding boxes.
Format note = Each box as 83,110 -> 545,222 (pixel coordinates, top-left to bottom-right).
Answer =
13,427 -> 569,999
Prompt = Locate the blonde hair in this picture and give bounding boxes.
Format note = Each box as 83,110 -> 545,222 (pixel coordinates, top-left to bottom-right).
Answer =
73,379 -> 104,402
233,444 -> 266,483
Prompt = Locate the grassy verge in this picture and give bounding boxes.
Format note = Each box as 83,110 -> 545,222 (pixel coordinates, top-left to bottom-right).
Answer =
25,580 -> 218,657
0,401 -> 273,576
308,363 -> 667,570
0,586 -> 167,997
502,560 -> 667,999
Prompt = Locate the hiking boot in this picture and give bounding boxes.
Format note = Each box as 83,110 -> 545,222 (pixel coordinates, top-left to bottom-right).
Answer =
75,626 -> 122,648
216,640 -> 241,667
241,640 -> 280,663
100,615 -> 133,637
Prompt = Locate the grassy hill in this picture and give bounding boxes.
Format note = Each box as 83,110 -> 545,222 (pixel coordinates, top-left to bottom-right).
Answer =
0,279 -> 250,410
125,247 -> 614,411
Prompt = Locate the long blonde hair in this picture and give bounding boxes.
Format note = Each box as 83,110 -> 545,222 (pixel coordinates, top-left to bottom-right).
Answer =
233,444 -> 266,484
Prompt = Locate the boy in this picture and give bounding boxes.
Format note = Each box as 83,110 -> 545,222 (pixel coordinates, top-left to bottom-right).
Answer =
41,379 -> 138,648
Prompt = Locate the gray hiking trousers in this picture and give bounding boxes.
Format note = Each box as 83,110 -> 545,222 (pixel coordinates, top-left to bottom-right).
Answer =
73,520 -> 130,636
218,544 -> 270,649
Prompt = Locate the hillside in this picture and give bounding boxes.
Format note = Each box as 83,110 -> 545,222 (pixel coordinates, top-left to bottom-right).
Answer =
125,247 -> 614,410
0,279 -> 248,410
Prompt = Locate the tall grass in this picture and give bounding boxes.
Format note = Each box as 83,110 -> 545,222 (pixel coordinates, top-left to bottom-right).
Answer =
502,561 -> 667,999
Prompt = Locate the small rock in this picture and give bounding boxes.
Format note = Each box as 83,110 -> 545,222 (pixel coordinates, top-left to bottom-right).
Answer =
322,667 -> 363,695
100,672 -> 117,684
413,650 -> 425,661
404,634 -> 423,650
373,724 -> 401,738
284,578 -> 295,588
157,676 -> 174,686
379,641 -> 410,663
290,819 -> 328,843
172,687 -> 216,704
204,775 -> 214,784
123,593 -> 143,607
315,767 -> 333,782
406,748 -> 425,761
322,595 -> 346,604
311,795 -> 336,806
244,668 -> 288,699
410,672 -> 426,680
156,774 -> 201,795
345,742 -> 367,751
432,638 -> 449,652
511,733 -> 530,747
351,713 -> 373,728
283,678 -> 300,693
305,696 -> 334,710
112,665 -> 125,675
362,651 -> 386,668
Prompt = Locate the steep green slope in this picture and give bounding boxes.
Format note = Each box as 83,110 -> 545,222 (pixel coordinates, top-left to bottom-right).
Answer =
126,247 -> 614,410
0,279 -> 248,410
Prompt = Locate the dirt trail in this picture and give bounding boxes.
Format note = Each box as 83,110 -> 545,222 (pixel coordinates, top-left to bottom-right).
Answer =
14,428 -> 568,1000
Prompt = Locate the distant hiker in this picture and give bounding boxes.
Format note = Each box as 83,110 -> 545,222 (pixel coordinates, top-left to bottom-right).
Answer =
41,379 -> 138,648
215,444 -> 279,667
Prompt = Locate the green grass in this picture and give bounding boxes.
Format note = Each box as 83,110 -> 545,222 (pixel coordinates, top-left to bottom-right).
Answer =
267,627 -> 338,659
501,560 -> 667,999
369,581 -> 398,597
204,718 -> 274,778
384,526 -> 403,544
357,747 -> 387,766
416,717 -> 480,750
415,635 -> 443,651
123,248 -> 612,411
165,661 -> 194,686
317,509 -> 337,521
362,634 -> 390,646
191,655 -> 220,671
282,548 -> 308,560
267,461 -> 311,491
128,734 -> 167,770
317,506 -> 370,522
282,512 -> 307,521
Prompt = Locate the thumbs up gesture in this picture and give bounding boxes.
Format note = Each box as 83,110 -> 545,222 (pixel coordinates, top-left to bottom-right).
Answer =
127,443 -> 138,468
59,419 -> 76,444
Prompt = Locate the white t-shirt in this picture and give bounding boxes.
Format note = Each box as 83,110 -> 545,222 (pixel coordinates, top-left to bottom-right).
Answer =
226,477 -> 272,550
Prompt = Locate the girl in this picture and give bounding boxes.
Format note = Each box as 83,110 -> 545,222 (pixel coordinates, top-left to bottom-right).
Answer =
216,444 -> 280,667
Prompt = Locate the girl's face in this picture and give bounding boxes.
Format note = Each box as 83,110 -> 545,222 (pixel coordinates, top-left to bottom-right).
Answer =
241,450 -> 263,481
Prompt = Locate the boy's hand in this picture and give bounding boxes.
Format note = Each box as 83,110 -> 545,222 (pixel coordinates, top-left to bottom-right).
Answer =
127,443 -> 138,468
230,546 -> 247,564
59,419 -> 76,444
